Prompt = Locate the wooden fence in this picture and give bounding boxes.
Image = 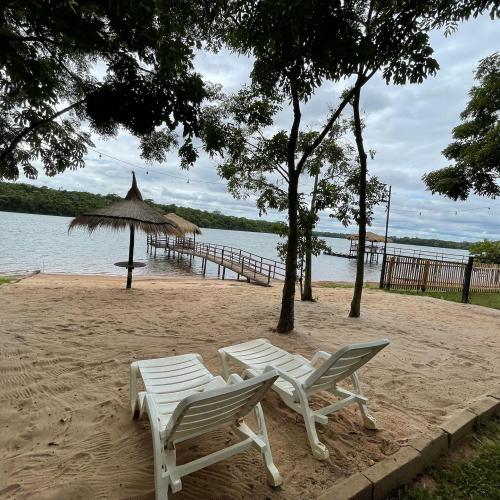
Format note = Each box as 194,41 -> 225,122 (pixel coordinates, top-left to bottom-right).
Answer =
382,256 -> 500,292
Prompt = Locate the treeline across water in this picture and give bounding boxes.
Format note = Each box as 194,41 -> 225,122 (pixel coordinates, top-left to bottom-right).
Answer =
315,231 -> 471,250
0,182 -> 282,234
1,181 -> 473,248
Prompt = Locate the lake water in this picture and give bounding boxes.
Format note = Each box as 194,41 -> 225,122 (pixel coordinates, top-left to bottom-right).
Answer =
0,211 -> 469,282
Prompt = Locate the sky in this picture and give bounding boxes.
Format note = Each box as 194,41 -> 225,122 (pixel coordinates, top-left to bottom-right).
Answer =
23,15 -> 499,242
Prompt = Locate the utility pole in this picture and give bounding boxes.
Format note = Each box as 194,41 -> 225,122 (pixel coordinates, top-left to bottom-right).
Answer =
379,185 -> 392,288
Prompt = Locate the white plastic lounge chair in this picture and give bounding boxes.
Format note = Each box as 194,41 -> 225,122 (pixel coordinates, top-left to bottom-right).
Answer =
218,338 -> 389,460
130,353 -> 282,499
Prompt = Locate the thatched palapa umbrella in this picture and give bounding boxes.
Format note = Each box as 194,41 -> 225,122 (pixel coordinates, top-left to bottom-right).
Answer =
69,172 -> 180,288
347,232 -> 392,243
164,213 -> 201,236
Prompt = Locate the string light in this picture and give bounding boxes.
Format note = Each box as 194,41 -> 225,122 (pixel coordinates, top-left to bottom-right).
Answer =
87,146 -> 223,186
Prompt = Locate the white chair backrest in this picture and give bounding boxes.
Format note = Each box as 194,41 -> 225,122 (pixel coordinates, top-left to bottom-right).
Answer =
165,370 -> 279,443
303,339 -> 390,392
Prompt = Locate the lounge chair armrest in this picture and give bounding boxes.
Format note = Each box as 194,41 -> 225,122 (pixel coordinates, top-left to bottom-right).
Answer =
311,351 -> 332,366
266,366 -> 304,391
228,373 -> 245,384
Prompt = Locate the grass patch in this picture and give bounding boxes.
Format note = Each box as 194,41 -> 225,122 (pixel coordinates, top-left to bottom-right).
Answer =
402,418 -> 500,500
385,289 -> 500,310
0,276 -> 14,285
315,282 -> 499,309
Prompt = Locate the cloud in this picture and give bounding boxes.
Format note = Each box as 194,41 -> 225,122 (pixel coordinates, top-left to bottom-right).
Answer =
20,14 -> 500,241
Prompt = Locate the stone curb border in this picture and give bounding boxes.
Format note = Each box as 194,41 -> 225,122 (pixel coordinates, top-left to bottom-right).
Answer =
318,389 -> 500,500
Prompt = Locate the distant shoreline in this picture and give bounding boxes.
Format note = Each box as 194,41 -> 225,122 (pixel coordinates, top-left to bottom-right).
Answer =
2,207 -> 473,252
0,179 -> 474,250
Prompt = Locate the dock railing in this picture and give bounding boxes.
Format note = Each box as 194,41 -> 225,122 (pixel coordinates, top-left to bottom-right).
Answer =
149,235 -> 286,285
384,246 -> 468,263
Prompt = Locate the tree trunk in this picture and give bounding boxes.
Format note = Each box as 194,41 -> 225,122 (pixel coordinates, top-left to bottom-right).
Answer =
349,86 -> 367,318
302,227 -> 313,300
277,173 -> 299,332
302,174 -> 319,301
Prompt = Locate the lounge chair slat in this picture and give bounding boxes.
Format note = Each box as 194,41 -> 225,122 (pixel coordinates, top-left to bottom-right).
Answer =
146,375 -> 214,394
138,353 -> 201,368
224,338 -> 269,354
151,384 -> 213,404
236,345 -> 284,360
182,397 -> 255,421
139,360 -> 203,374
142,369 -> 210,385
234,343 -> 277,358
188,387 -> 258,410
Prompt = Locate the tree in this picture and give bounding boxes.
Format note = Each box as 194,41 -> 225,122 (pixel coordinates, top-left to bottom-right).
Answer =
333,1 -> 499,318
469,240 -> 500,264
423,52 -> 500,200
216,0 -> 484,331
0,1 -> 219,181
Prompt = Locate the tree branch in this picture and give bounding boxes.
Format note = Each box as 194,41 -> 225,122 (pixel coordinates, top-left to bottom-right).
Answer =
296,68 -> 377,173
0,98 -> 87,164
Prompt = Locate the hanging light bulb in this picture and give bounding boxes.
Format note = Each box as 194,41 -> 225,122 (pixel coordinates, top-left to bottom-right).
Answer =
187,178 -> 190,184
146,170 -> 149,175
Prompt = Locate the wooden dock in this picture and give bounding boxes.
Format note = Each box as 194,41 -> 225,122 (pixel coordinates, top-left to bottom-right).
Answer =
147,236 -> 286,286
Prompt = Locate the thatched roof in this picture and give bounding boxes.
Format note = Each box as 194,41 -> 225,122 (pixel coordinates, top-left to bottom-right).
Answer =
347,232 -> 392,243
69,173 -> 181,235
164,213 -> 201,235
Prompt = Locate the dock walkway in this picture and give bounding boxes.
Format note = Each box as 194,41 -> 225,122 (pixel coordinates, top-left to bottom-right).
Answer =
147,236 -> 285,286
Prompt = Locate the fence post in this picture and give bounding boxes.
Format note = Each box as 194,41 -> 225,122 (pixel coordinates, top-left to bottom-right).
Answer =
461,256 -> 474,304
379,253 -> 387,288
386,256 -> 395,289
421,260 -> 430,292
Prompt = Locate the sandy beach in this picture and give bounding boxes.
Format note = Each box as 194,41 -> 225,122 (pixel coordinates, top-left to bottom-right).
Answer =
1,273 -> 499,499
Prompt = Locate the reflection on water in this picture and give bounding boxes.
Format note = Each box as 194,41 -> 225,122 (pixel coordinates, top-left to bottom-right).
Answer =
1,211 -> 469,282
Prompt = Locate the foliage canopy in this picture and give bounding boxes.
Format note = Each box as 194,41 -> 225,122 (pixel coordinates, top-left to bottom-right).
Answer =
469,239 -> 500,264
0,0 -> 218,181
424,52 -> 500,200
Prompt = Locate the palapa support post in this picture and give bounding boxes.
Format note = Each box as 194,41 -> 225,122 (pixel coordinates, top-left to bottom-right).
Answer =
126,224 -> 135,289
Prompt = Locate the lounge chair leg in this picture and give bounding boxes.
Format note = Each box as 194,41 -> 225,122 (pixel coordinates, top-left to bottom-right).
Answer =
296,390 -> 329,460
165,447 -> 182,493
155,472 -> 169,500
254,403 -> 282,487
148,413 -> 169,499
218,349 -> 230,380
351,373 -> 377,430
130,362 -> 140,418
